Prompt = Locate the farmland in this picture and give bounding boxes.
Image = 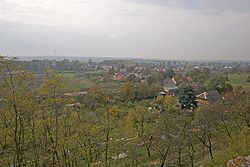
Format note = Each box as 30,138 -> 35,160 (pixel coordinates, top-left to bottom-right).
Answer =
62,72 -> 96,91
62,72 -> 121,92
227,73 -> 250,89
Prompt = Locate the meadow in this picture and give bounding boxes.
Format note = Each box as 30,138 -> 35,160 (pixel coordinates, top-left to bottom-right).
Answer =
62,72 -> 120,92
62,72 -> 96,91
227,73 -> 250,89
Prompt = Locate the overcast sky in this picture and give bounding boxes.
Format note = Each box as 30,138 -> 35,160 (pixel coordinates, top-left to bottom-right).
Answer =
0,0 -> 250,60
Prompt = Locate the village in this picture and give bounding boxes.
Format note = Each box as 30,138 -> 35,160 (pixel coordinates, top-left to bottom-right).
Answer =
39,58 -> 248,112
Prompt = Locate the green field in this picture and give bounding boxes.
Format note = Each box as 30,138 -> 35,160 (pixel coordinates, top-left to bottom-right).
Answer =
62,72 -> 96,92
62,72 -> 122,92
227,73 -> 250,89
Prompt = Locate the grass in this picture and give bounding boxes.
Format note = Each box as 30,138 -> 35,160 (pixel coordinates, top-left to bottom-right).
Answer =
62,70 -> 125,92
62,72 -> 96,92
226,73 -> 250,89
204,128 -> 250,167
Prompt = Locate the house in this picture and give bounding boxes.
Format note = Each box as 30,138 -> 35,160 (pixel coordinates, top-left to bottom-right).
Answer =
114,73 -> 126,81
163,78 -> 178,95
185,76 -> 193,82
196,90 -> 223,106
223,90 -> 236,97
189,82 -> 205,94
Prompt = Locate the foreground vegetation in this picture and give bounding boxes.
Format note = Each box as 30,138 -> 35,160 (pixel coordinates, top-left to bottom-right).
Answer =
0,57 -> 250,167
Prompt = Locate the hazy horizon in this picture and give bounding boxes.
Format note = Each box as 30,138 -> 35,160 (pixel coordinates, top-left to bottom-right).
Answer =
1,0 -> 250,60
15,55 -> 250,62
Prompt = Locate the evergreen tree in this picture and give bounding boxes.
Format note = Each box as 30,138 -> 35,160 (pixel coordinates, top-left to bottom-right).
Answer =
178,84 -> 197,110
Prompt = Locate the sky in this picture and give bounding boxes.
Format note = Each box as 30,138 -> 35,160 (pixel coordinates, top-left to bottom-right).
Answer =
0,0 -> 250,60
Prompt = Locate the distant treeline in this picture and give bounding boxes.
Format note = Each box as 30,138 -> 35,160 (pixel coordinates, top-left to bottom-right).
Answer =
13,58 -> 250,73
14,59 -> 98,73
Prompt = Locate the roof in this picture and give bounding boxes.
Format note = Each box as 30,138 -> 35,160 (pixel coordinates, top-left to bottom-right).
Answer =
189,82 -> 204,94
114,73 -> 126,81
186,76 -> 193,82
163,78 -> 178,92
196,91 -> 223,103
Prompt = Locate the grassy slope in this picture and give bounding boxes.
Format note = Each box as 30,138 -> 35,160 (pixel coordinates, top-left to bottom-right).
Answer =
227,73 -> 250,89
62,72 -> 96,92
203,128 -> 250,167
